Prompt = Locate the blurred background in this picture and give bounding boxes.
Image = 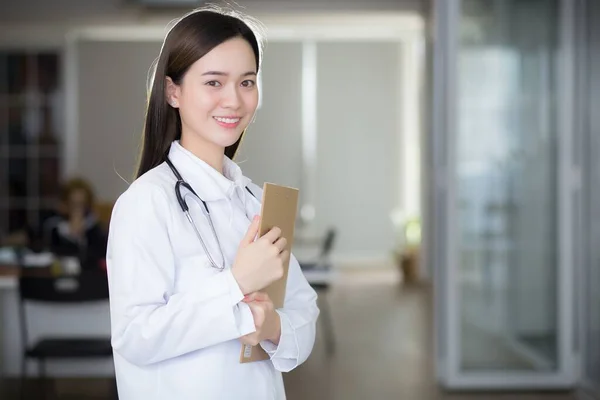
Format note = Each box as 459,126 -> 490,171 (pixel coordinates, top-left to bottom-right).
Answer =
0,0 -> 598,399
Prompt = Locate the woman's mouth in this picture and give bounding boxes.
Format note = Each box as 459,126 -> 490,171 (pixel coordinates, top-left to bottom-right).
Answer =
213,116 -> 241,129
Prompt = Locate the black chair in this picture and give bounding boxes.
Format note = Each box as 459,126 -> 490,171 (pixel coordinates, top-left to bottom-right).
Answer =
298,228 -> 337,355
18,270 -> 117,399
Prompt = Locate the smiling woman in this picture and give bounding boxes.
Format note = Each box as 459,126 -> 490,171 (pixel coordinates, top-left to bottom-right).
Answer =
105,6 -> 319,400
165,37 -> 259,172
137,8 -> 263,177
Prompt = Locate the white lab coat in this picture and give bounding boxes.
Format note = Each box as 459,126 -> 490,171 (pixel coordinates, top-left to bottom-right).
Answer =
106,141 -> 319,400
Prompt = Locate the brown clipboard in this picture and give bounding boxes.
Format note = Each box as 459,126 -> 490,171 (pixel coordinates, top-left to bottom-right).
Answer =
239,182 -> 299,363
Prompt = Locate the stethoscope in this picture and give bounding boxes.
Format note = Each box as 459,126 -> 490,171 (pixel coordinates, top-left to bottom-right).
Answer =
165,156 -> 255,270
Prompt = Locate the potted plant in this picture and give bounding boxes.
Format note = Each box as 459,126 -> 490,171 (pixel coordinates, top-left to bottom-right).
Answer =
390,209 -> 421,284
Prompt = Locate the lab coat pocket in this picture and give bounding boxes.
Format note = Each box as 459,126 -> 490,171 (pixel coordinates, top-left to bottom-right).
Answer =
175,254 -> 219,293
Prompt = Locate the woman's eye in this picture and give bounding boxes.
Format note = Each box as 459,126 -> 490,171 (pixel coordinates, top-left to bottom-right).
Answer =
241,80 -> 255,88
205,81 -> 221,87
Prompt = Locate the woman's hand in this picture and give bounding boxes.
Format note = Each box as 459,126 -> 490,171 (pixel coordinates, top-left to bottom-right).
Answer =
240,292 -> 281,346
231,216 -> 288,295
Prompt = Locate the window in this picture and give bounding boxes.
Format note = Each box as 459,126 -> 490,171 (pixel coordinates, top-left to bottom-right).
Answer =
0,51 -> 63,240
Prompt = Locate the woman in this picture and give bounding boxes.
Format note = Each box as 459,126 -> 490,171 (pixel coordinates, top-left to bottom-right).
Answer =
106,7 -> 319,400
45,178 -> 108,263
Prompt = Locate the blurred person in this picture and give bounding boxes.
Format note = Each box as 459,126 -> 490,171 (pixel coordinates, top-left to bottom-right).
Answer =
106,7 -> 319,400
44,177 -> 108,263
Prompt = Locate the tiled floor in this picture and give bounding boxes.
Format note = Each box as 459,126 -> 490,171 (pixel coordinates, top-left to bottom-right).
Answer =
0,268 -> 583,399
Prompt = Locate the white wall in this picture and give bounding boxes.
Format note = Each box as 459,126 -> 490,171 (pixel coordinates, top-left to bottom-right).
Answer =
75,40 -> 161,199
72,35 -> 405,262
236,42 -> 304,191
314,42 -> 400,260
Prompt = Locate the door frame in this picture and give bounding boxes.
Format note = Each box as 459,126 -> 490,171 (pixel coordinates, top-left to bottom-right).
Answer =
432,0 -> 579,389
578,0 -> 600,396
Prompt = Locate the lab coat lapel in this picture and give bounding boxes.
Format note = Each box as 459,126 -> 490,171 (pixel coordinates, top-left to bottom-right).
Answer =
167,141 -> 229,202
244,187 -> 262,220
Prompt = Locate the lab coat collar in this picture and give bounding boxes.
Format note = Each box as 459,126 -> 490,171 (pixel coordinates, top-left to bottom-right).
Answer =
167,140 -> 252,202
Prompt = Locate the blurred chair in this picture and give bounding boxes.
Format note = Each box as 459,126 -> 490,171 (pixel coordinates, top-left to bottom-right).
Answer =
298,228 -> 337,355
18,270 -> 116,400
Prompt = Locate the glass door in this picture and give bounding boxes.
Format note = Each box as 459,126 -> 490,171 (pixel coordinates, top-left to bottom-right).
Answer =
432,0 -> 578,389
581,0 -> 600,396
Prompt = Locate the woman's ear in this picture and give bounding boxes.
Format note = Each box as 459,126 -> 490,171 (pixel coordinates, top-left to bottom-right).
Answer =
165,77 -> 180,108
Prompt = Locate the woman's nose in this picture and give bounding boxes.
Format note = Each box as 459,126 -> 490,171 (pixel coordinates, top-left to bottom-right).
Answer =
221,85 -> 242,109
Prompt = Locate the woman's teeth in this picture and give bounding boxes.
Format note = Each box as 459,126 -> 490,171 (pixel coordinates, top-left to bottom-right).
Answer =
214,117 -> 240,123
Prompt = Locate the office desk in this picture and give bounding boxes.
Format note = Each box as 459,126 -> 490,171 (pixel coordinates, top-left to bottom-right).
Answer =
0,264 -> 55,290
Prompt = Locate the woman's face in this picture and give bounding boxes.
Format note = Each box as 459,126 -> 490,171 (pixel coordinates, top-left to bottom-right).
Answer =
167,37 -> 259,155
67,189 -> 89,213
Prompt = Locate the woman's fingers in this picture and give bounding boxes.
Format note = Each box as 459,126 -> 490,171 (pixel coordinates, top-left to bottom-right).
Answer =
243,293 -> 258,302
253,292 -> 271,303
273,237 -> 287,253
260,226 -> 282,244
243,291 -> 271,303
240,215 -> 260,247
281,249 -> 289,258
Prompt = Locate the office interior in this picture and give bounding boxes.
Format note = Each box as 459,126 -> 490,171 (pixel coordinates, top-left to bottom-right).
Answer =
0,0 -> 598,399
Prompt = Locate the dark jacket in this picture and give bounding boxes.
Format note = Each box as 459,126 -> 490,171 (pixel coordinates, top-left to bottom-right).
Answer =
44,213 -> 108,268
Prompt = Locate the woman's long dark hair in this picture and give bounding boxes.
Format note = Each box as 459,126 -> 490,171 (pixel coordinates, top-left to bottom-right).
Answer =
135,8 -> 264,179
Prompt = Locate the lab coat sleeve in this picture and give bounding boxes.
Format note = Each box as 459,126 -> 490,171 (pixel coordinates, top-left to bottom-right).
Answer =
106,183 -> 256,366
259,253 -> 319,372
